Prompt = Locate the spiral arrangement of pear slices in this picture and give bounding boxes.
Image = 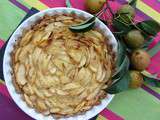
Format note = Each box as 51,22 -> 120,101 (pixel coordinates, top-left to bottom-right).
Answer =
12,14 -> 114,118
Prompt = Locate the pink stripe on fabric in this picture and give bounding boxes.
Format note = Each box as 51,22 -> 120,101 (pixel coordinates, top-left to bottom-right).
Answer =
147,51 -> 160,77
147,32 -> 160,77
108,1 -> 122,13
0,39 -> 5,48
0,84 -> 10,98
40,0 -> 86,10
40,0 -> 66,8
100,109 -> 124,120
143,0 -> 160,13
69,0 -> 86,10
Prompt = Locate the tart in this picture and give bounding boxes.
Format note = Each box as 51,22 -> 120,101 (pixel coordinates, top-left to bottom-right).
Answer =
11,14 -> 115,118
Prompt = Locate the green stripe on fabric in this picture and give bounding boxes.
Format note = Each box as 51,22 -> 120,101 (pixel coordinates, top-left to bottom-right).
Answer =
0,0 -> 26,41
148,42 -> 160,57
108,89 -> 160,120
17,0 -> 32,9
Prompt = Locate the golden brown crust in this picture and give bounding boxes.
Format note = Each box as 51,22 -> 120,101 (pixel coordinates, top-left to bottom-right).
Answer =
11,14 -> 115,118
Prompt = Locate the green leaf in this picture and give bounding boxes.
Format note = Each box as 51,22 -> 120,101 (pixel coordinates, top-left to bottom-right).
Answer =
136,20 -> 160,36
129,0 -> 137,7
69,21 -> 95,32
141,71 -> 160,87
147,42 -> 160,57
143,77 -> 160,87
141,71 -> 160,80
112,55 -> 130,81
106,71 -> 131,94
69,16 -> 96,32
66,0 -> 72,8
113,17 -> 133,34
107,56 -> 130,94
71,16 -> 96,27
116,39 -> 126,67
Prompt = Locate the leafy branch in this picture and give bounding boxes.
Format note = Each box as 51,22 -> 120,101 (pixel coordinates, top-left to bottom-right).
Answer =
106,40 -> 131,94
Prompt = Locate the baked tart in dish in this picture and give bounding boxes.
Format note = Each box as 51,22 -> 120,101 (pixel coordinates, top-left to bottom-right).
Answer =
11,14 -> 115,118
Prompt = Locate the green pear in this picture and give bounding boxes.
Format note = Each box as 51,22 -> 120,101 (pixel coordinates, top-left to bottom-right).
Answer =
125,30 -> 144,48
85,0 -> 106,14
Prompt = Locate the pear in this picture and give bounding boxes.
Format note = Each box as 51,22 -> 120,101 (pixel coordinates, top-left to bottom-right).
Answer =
117,4 -> 135,23
125,30 -> 144,48
129,70 -> 144,88
131,49 -> 150,70
85,0 -> 106,14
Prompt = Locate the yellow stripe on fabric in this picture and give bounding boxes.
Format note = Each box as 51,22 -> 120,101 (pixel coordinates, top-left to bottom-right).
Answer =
96,115 -> 108,120
136,0 -> 160,23
0,79 -> 4,84
24,0 -> 48,11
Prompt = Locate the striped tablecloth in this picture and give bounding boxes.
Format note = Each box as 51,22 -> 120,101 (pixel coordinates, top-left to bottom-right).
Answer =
0,0 -> 160,120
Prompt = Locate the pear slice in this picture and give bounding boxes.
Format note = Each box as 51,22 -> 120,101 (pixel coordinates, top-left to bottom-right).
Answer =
20,30 -> 33,46
16,64 -> 27,86
78,55 -> 86,68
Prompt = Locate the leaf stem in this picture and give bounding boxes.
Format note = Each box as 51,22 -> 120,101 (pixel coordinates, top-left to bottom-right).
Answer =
129,17 -> 152,36
114,17 -> 131,26
113,31 -> 124,34
96,4 -> 109,17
